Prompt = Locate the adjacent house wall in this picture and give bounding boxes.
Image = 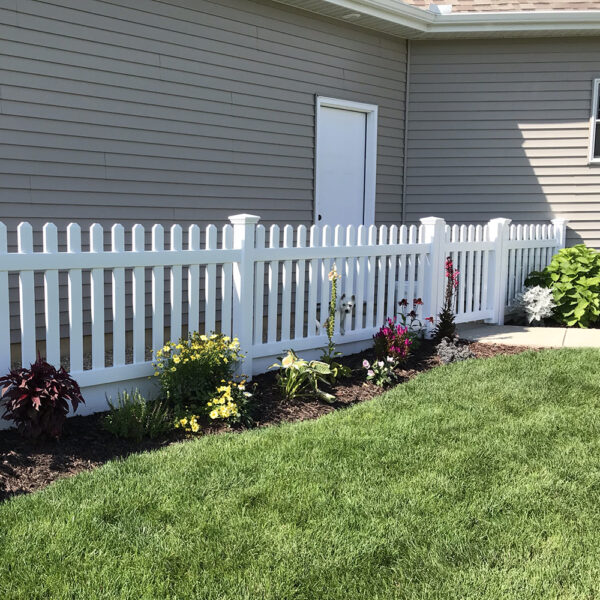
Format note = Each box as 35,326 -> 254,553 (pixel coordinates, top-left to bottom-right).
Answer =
0,0 -> 407,237
405,38 -> 600,248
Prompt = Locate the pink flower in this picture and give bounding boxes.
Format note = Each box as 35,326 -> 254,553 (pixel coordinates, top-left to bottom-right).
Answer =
362,359 -> 370,368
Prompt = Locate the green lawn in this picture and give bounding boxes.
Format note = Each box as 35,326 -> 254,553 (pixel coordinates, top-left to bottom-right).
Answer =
1,349 -> 600,599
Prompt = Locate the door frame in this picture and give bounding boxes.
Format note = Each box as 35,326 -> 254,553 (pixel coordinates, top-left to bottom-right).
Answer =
314,96 -> 378,228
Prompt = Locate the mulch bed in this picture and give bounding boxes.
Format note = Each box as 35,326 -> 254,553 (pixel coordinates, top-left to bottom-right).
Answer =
0,341 -> 534,502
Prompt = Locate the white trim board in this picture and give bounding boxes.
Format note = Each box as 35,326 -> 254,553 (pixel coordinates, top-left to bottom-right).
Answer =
314,96 -> 378,227
272,0 -> 600,39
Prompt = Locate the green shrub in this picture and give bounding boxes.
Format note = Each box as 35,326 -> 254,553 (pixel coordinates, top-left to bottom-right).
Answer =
270,351 -> 335,403
153,332 -> 243,413
103,390 -> 172,442
525,244 -> 600,328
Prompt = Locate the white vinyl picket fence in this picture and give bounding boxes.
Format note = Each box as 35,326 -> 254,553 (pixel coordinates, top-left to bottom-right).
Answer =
0,214 -> 567,417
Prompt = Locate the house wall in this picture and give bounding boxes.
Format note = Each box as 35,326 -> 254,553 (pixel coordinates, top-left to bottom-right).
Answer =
0,0 -> 407,347
0,0 -> 407,236
405,37 -> 600,248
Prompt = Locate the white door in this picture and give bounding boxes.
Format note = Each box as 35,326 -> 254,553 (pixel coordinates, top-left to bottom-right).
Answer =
315,97 -> 378,230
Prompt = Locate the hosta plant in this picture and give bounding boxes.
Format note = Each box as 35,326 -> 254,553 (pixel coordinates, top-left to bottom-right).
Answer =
526,244 -> 600,328
0,357 -> 84,439
270,351 -> 335,403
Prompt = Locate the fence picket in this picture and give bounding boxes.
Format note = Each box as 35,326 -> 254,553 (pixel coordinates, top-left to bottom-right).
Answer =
151,225 -> 164,360
386,225 -> 398,324
132,224 -> 145,363
205,225 -> 217,333
294,225 -> 307,339
376,225 -> 387,327
344,225 -> 357,333
406,226 -> 417,316
307,226 -> 320,338
90,224 -> 105,370
18,223 -> 36,366
67,224 -> 83,372
281,225 -> 293,341
43,223 -> 60,367
221,224 -> 233,337
112,224 -> 126,366
366,225 -> 377,329
188,225 -> 201,334
320,226 -> 332,330
355,225 -> 367,330
170,225 -> 183,342
267,225 -> 280,343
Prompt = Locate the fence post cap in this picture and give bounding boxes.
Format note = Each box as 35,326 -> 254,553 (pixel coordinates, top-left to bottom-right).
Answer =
551,217 -> 569,225
419,216 -> 445,225
228,214 -> 261,225
488,217 -> 512,226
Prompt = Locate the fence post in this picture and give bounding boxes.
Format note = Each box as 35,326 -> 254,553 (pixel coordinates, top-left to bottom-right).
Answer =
230,213 -> 260,378
551,218 -> 569,250
420,217 -> 446,336
486,218 -> 512,325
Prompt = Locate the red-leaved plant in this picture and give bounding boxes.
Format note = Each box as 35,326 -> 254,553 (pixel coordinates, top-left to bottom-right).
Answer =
0,356 -> 84,439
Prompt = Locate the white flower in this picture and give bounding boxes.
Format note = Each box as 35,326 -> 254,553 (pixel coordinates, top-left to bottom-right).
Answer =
386,356 -> 395,363
378,361 -> 384,368
367,370 -> 375,377
362,359 -> 370,368
519,286 -> 556,324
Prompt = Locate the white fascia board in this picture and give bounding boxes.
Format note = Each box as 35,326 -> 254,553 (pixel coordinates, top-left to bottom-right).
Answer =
287,0 -> 600,37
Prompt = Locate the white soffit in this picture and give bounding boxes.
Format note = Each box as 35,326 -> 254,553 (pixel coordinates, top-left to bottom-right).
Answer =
271,0 -> 600,38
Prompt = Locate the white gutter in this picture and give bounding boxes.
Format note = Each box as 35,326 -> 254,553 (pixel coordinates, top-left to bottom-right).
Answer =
275,0 -> 600,37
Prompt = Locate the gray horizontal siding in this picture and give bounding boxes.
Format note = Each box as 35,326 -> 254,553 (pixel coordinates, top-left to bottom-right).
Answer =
405,38 -> 600,248
0,0 -> 407,234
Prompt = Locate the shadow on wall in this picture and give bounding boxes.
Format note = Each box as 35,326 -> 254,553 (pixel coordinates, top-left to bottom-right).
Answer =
404,37 -> 600,250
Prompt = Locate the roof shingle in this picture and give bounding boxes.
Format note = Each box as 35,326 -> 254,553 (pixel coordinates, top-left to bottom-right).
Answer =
402,1 -> 600,12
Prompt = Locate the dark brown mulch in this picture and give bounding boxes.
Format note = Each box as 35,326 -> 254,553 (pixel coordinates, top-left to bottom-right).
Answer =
0,341 -> 535,502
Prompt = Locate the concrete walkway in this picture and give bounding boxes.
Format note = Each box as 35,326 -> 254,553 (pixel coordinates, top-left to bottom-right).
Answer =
458,323 -> 600,348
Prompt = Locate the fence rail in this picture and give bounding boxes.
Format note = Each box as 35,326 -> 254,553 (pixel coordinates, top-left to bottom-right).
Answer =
0,214 -> 567,418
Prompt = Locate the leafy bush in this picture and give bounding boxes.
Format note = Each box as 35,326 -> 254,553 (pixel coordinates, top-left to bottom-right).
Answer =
436,338 -> 474,365
373,318 -> 412,362
363,357 -> 398,387
153,332 -> 243,412
270,351 -> 335,402
434,257 -> 459,342
0,357 -> 84,439
526,245 -> 600,328
103,389 -> 172,442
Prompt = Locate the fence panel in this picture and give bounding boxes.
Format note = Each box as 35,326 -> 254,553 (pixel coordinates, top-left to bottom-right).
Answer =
0,214 -> 567,421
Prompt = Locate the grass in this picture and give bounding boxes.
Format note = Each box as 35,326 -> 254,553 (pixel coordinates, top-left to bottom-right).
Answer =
1,349 -> 600,599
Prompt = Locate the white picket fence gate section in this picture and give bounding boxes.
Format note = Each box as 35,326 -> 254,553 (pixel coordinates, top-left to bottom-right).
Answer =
0,214 -> 567,417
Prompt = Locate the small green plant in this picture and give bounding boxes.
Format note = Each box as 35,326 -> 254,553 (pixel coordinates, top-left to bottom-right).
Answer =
320,265 -> 351,380
271,351 -> 335,403
363,357 -> 398,387
525,244 -> 600,328
434,257 -> 459,342
103,389 -> 172,442
153,332 -> 243,412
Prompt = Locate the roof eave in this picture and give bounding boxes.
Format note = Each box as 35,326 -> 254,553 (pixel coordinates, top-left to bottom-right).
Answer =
271,0 -> 600,38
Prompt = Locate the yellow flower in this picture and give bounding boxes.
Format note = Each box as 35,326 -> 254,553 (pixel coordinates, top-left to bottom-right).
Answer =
162,345 -> 170,353
191,422 -> 200,433
209,410 -> 218,419
180,418 -> 188,426
173,355 -> 181,364
170,367 -> 176,372
200,335 -> 208,341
